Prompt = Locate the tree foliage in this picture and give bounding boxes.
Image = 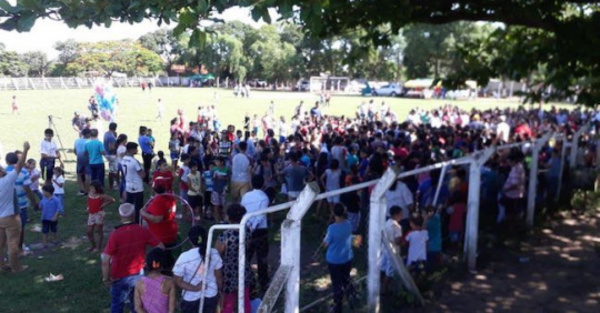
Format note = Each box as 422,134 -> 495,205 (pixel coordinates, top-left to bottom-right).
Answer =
1,0 -> 600,103
0,45 -> 28,76
62,40 -> 164,76
20,50 -> 52,77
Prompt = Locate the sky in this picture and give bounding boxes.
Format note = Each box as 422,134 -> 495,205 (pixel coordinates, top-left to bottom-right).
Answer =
0,6 -> 267,60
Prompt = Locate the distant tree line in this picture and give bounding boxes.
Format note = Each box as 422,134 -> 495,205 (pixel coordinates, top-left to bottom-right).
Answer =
1,21 -> 492,83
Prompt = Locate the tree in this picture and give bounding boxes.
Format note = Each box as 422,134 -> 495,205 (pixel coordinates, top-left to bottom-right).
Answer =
402,22 -> 480,80
0,45 -> 28,76
21,50 -> 52,77
64,40 -> 164,76
138,29 -> 186,74
3,0 -> 599,104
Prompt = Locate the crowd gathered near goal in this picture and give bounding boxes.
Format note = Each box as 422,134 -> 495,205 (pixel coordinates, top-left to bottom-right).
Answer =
1,94 -> 599,313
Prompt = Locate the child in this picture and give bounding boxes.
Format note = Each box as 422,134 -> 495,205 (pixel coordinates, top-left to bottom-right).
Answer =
178,154 -> 191,204
52,167 -> 65,215
187,160 -> 203,221
426,206 -> 442,268
11,95 -> 18,115
168,132 -> 181,170
212,156 -> 230,224
446,194 -> 467,251
405,216 -> 429,267
381,206 -> 403,294
153,150 -> 167,174
147,128 -> 156,148
203,162 -> 215,220
86,180 -> 115,252
252,114 -> 260,135
40,185 -> 60,246
152,159 -> 174,194
346,147 -> 359,169
324,203 -> 357,313
134,248 -> 176,313
244,112 -> 251,131
26,159 -> 43,200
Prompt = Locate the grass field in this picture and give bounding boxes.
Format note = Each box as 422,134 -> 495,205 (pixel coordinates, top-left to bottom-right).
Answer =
0,87 -> 527,312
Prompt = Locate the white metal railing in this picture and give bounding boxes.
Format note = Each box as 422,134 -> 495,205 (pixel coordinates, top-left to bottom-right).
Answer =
0,76 -> 162,90
197,128 -> 589,313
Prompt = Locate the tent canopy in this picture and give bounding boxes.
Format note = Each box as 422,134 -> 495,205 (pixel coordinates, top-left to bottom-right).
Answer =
404,78 -> 434,89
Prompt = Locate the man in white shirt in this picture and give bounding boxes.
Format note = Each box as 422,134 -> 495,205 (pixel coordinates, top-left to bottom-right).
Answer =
230,142 -> 252,203
0,141 -> 30,273
241,175 -> 270,294
40,128 -> 63,180
121,142 -> 145,223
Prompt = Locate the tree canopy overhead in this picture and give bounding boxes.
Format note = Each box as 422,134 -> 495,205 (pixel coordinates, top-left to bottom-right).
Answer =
1,0 -> 599,104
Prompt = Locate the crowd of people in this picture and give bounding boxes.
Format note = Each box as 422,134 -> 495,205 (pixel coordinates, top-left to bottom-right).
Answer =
1,92 -> 599,313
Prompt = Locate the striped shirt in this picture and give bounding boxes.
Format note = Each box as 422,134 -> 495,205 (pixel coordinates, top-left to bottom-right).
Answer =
5,165 -> 32,209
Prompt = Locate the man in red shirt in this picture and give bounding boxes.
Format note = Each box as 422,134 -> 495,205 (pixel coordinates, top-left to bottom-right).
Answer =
102,203 -> 163,313
140,186 -> 178,246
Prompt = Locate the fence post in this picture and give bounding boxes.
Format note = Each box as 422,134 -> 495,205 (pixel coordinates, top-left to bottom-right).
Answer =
570,124 -> 589,169
556,138 -> 569,202
432,164 -> 448,206
466,149 -> 493,271
280,183 -> 319,313
368,167 -> 400,313
527,133 -> 552,227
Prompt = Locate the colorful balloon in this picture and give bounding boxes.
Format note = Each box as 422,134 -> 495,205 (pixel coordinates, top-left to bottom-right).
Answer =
93,80 -> 117,122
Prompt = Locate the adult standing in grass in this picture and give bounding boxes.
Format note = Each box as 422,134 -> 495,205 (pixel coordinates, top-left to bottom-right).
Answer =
0,141 -> 30,273
5,151 -> 38,256
122,142 -> 146,223
102,203 -> 163,313
324,203 -> 357,313
85,129 -> 106,186
139,126 -> 154,184
104,122 -> 119,190
40,128 -> 63,181
230,141 -> 252,203
241,175 -> 270,295
74,128 -> 91,195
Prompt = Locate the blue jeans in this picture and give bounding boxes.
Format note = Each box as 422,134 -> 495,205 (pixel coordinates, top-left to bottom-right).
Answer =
40,158 -> 55,181
110,274 -> 142,313
90,163 -> 105,186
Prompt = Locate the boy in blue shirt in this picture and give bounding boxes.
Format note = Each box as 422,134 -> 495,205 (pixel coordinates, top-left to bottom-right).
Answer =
324,203 -> 358,313
40,185 -> 60,246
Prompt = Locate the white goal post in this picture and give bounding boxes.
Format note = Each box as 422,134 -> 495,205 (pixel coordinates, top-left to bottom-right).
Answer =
309,76 -> 350,93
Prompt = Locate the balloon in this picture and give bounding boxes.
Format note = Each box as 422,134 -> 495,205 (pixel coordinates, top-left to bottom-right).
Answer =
93,80 -> 117,121
100,110 -> 112,121
94,85 -> 104,96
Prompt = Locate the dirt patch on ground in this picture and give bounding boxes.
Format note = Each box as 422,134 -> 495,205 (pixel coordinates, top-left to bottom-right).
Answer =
408,208 -> 600,313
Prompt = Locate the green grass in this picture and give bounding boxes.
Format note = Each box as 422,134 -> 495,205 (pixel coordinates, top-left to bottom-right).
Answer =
0,87 -> 531,312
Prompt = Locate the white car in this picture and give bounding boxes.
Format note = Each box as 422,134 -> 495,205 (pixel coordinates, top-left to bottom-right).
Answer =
373,83 -> 402,97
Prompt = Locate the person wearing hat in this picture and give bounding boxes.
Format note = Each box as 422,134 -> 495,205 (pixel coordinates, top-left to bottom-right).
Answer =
173,225 -> 223,313
102,203 -> 163,313
0,142 -> 30,273
121,142 -> 146,223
